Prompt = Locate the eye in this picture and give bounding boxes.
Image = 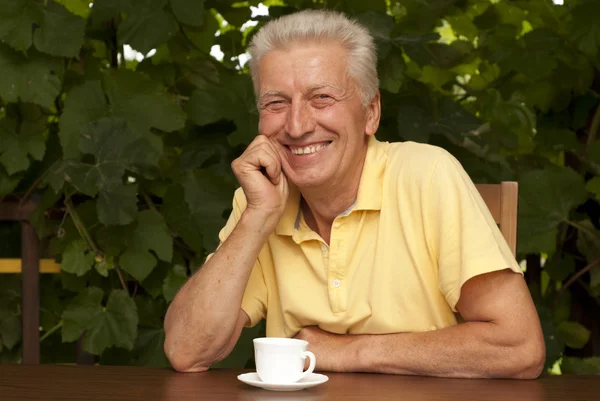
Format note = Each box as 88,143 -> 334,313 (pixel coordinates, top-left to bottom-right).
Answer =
262,99 -> 287,112
317,94 -> 330,99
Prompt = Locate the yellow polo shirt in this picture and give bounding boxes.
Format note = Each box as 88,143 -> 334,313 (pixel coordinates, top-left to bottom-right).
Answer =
214,136 -> 521,338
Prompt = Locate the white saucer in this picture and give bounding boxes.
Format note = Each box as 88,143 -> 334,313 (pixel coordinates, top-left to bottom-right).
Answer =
237,372 -> 329,392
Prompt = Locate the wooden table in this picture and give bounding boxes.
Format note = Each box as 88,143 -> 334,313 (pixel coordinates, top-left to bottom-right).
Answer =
1,364 -> 599,401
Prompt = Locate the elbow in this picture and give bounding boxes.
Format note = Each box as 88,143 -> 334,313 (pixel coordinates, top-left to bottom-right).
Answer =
511,337 -> 546,379
164,334 -> 210,373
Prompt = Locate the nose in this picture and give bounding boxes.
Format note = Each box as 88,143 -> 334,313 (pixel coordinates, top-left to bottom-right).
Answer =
285,99 -> 316,139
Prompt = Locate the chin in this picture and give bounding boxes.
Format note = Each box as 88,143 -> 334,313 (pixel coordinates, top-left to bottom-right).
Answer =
287,170 -> 332,189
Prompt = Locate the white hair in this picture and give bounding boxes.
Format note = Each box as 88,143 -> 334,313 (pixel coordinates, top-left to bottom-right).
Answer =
248,9 -> 379,107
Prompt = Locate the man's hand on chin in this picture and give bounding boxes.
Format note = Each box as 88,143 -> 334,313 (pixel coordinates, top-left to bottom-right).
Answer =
294,326 -> 361,372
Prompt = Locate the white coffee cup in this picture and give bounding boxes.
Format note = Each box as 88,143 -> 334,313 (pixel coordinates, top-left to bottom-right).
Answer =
253,337 -> 316,384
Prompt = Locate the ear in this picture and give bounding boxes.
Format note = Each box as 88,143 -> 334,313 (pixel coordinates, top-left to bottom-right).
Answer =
365,92 -> 381,136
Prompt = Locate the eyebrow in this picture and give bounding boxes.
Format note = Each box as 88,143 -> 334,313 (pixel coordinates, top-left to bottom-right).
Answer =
259,90 -> 287,100
306,84 -> 344,93
259,84 -> 344,101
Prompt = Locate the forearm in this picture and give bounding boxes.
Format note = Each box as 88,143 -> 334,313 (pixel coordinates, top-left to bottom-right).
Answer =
347,322 -> 544,379
164,210 -> 274,370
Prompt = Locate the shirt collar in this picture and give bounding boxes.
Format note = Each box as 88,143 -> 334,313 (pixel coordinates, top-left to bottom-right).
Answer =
354,135 -> 387,211
275,135 -> 387,237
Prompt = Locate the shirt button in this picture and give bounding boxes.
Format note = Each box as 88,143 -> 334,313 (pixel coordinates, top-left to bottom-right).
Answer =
321,244 -> 327,252
332,279 -> 341,288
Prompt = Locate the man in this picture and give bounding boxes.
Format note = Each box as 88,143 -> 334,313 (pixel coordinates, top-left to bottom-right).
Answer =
164,9 -> 545,379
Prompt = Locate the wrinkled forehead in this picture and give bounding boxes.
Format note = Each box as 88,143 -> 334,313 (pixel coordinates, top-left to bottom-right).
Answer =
255,40 -> 353,95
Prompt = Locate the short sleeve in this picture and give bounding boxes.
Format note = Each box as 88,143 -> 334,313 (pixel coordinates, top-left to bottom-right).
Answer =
205,188 -> 267,327
423,152 -> 522,311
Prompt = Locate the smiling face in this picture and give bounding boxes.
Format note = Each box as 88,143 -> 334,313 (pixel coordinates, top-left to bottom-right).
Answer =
257,41 -> 380,190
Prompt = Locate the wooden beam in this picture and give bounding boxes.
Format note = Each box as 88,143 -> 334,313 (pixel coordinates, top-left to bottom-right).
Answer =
0,259 -> 60,274
21,221 -> 40,364
0,202 -> 38,221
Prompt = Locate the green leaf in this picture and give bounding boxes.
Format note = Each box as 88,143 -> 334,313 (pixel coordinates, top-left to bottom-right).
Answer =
97,184 -> 139,226
446,13 -> 478,41
141,262 -> 170,299
404,40 -> 473,70
227,75 -> 259,147
186,87 -> 233,126
356,11 -> 395,41
180,133 -> 230,170
83,289 -> 138,355
103,69 -> 186,140
0,167 -> 20,198
0,45 -> 62,108
590,142 -> 600,166
119,210 -> 173,282
558,322 -> 591,349
49,117 -> 158,195
524,81 -> 556,114
0,308 -> 20,351
418,65 -> 455,91
58,80 -> 108,159
62,287 -> 104,342
0,117 -> 46,175
0,0 -> 43,51
346,0 -> 386,14
397,100 -> 431,143
133,328 -> 171,367
518,167 -> 588,254
544,253 -> 575,283
479,91 -> 536,148
536,305 -> 564,369
135,295 -> 166,328
586,177 -> 600,200
163,184 -> 205,253
177,12 -> 220,54
182,168 -> 236,250
94,255 -> 114,278
379,51 -> 405,94
163,264 -> 188,302
396,96 -> 480,143
60,239 -> 94,277
553,290 -> 571,324
499,29 -> 561,80
118,0 -> 178,54
54,0 -> 92,18
561,357 -> 600,375
569,0 -> 600,59
535,127 -> 582,154
220,6 -> 251,27
575,221 -> 600,267
170,0 -> 205,27
180,58 -> 220,89
89,0 -> 131,24
34,3 -> 86,57
134,210 -> 173,262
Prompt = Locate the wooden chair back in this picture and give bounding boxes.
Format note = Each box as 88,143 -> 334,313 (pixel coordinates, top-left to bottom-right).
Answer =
0,201 -> 91,365
475,182 -> 519,256
0,201 -> 40,364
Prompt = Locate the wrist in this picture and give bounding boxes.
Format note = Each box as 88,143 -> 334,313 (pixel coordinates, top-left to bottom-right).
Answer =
347,334 -> 372,373
239,208 -> 280,237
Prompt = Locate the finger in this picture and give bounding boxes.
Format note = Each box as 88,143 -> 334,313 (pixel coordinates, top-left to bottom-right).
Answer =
245,134 -> 271,152
245,148 -> 281,185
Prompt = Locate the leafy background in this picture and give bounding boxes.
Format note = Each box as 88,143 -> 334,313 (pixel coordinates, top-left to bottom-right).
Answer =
1,0 -> 599,374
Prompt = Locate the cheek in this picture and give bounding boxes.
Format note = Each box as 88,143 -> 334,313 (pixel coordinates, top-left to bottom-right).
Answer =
258,112 -> 286,136
313,109 -> 347,133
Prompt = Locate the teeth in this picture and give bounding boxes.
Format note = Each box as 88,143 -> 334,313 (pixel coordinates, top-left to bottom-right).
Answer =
291,143 -> 328,155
